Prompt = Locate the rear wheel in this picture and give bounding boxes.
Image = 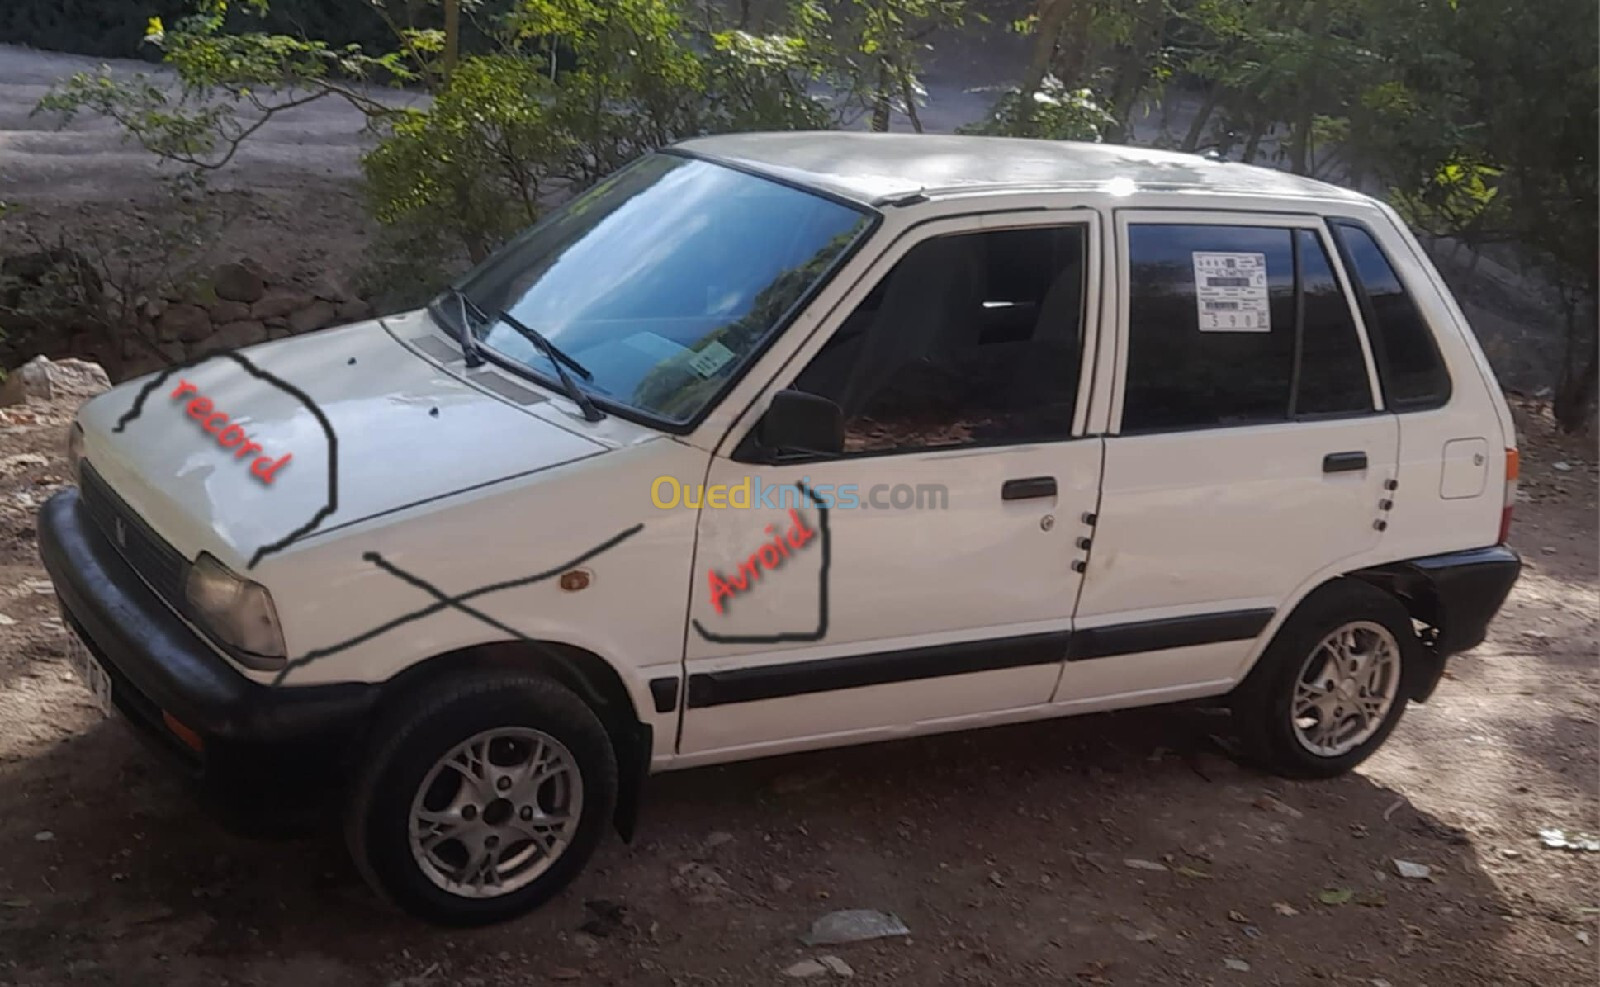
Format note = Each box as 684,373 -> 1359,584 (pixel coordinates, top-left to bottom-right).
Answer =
1230,582 -> 1417,778
346,673 -> 617,926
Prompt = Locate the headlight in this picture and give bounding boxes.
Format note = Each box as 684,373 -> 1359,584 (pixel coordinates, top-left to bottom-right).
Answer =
65,422 -> 84,480
184,552 -> 286,667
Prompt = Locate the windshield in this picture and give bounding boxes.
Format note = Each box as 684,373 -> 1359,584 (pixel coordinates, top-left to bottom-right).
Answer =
447,153 -> 873,426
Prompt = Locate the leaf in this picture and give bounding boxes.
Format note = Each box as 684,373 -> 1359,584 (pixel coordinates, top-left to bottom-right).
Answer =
1318,888 -> 1354,906
1175,865 -> 1213,880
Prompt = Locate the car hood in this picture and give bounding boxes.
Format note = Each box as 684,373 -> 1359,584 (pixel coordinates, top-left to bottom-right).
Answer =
76,312 -> 615,570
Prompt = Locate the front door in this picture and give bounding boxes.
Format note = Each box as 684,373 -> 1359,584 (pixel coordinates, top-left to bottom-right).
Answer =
1060,211 -> 1399,707
679,211 -> 1105,758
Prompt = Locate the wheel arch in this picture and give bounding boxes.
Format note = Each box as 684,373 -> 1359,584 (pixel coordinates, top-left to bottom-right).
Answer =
366,639 -> 654,842
1266,570 -> 1447,703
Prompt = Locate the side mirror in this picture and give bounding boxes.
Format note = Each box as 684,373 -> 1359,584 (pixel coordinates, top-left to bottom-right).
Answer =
760,389 -> 843,458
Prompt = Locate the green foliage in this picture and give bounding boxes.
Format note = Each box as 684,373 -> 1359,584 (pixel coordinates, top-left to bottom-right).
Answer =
798,0 -> 975,131
958,77 -> 1117,142
35,13 -> 409,172
362,55 -> 564,264
0,0 -> 500,61
359,0 -> 834,272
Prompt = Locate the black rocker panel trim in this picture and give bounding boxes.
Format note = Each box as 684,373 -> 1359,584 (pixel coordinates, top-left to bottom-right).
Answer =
686,631 -> 1072,709
683,609 -> 1274,709
1067,608 -> 1276,662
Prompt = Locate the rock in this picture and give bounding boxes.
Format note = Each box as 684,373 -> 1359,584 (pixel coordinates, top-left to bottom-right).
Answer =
209,320 -> 269,350
207,299 -> 252,323
579,898 -> 628,938
771,875 -> 794,893
266,323 -> 293,340
250,289 -> 315,321
238,256 -> 277,283
213,262 -> 265,303
1123,858 -> 1167,872
671,862 -> 732,903
337,298 -> 374,322
800,909 -> 909,946
1553,461 -> 1573,472
783,959 -> 828,979
1253,794 -> 1304,819
157,303 -> 212,343
1223,957 -> 1250,972
287,299 -> 338,334
119,354 -> 168,381
1393,859 -> 1432,880
3,452 -> 68,477
0,356 -> 112,406
703,831 -> 735,850
311,273 -> 357,302
818,956 -> 853,977
33,830 -> 53,842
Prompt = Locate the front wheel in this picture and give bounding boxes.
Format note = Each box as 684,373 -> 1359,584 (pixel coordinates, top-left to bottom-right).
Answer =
345,673 -> 617,926
1230,581 -> 1418,778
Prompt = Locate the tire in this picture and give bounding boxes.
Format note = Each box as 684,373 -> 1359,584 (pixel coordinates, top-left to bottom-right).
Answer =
345,672 -> 617,926
1229,580 -> 1419,779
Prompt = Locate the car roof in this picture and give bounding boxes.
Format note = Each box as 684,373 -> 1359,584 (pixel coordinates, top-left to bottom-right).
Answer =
671,131 -> 1369,208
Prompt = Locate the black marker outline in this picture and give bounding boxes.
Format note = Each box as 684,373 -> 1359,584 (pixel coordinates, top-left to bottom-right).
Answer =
271,523 -> 644,685
110,349 -> 338,570
691,481 -> 830,645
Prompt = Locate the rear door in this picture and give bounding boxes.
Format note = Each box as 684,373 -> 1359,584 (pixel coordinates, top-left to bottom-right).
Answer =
1059,211 -> 1399,706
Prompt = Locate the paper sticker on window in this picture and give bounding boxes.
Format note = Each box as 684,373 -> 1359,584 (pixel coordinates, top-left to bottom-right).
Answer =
687,340 -> 737,377
1193,251 -> 1270,332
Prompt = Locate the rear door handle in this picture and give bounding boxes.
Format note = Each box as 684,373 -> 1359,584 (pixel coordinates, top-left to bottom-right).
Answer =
1002,476 -> 1057,500
1323,451 -> 1368,473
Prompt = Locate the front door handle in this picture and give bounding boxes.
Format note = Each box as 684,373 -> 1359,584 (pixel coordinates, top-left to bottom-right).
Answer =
1323,451 -> 1368,473
1002,476 -> 1057,500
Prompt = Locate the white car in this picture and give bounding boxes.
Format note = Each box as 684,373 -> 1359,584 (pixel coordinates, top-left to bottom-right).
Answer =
41,133 -> 1522,925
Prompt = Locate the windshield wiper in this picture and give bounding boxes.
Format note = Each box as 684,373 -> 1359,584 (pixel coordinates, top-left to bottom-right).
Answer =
440,288 -> 603,423
443,287 -> 487,368
497,309 -> 604,422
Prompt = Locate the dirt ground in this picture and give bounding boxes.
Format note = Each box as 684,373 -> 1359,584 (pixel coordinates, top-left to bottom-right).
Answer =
0,388 -> 1593,986
0,35 -> 1596,987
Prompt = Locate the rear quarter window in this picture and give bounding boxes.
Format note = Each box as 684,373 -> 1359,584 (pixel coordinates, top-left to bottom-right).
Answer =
1328,220 -> 1451,411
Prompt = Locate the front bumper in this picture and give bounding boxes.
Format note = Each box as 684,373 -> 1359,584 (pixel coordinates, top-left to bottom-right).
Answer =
38,488 -> 377,812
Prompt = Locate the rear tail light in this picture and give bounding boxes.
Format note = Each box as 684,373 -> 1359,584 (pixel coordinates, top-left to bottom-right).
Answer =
1498,447 -> 1519,544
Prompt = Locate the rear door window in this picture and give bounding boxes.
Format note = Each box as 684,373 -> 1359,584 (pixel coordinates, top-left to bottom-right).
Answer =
1121,223 -> 1375,433
1295,229 -> 1375,416
1328,220 -> 1451,410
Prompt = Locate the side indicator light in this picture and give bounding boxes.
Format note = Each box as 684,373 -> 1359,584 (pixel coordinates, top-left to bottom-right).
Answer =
162,710 -> 204,753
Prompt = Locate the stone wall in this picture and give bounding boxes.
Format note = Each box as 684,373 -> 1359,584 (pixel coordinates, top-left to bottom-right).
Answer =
119,258 -> 374,380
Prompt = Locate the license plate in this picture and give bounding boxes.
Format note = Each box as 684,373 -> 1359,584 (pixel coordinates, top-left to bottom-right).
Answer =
62,622 -> 113,718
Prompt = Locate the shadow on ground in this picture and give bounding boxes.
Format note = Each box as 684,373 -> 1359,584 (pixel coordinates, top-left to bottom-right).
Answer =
0,698 -> 1546,986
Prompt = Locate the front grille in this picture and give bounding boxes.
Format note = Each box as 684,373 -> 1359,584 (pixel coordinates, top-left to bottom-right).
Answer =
78,461 -> 189,607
